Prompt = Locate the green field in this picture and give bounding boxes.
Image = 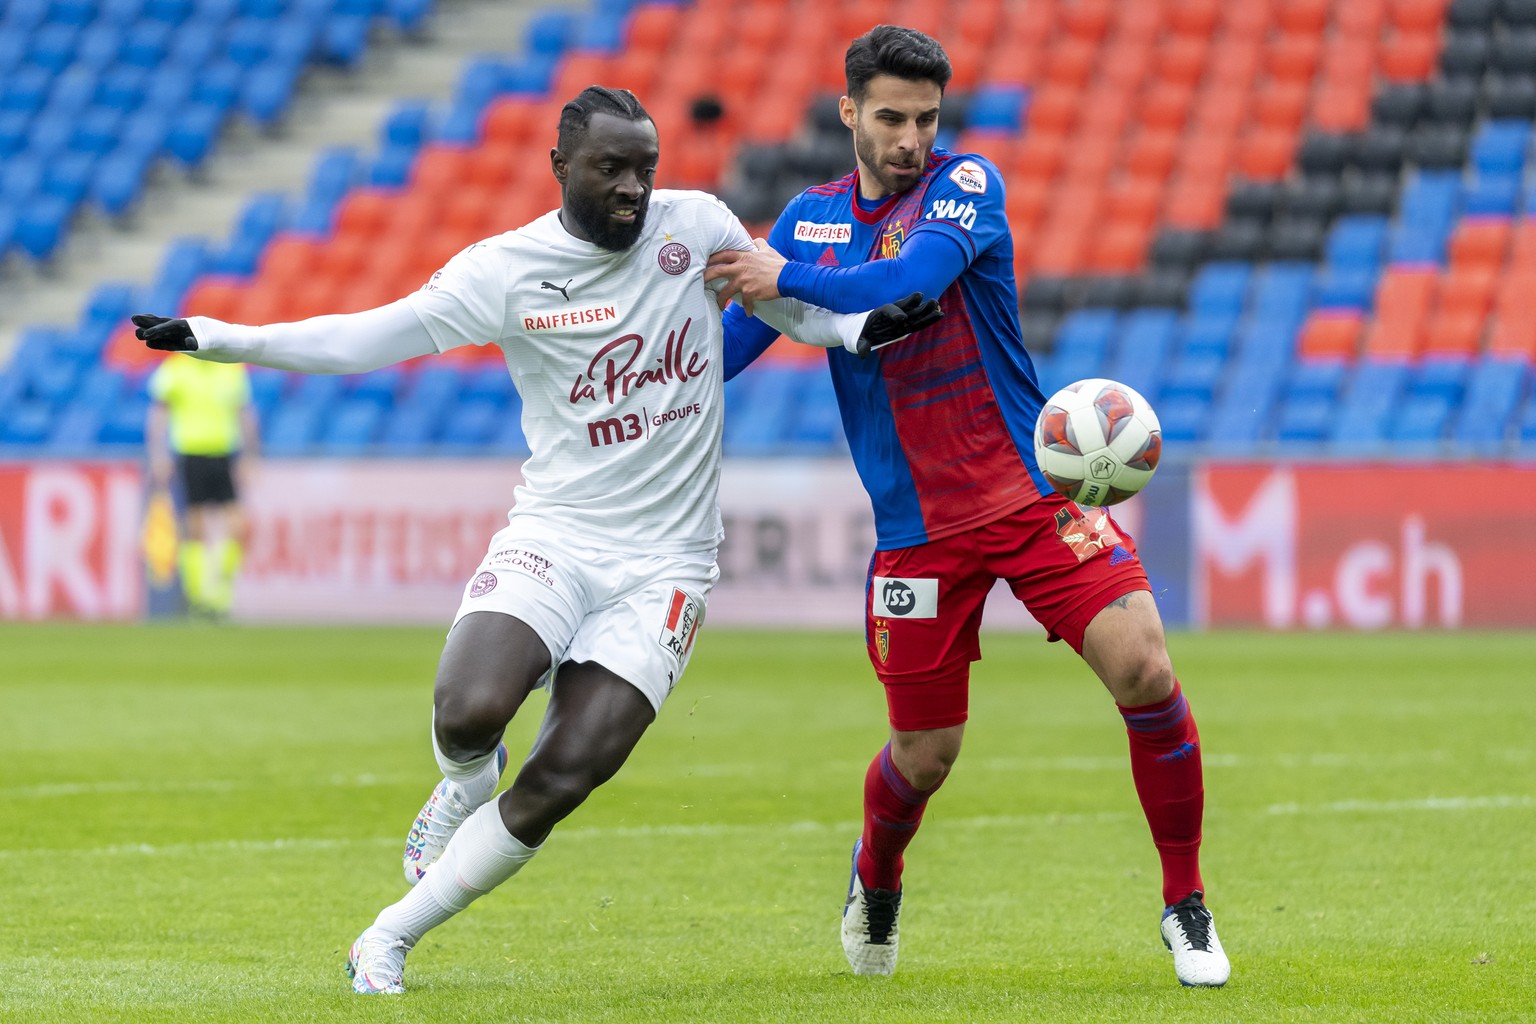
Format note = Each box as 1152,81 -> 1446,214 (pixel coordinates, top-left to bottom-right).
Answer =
1,624 -> 1532,1023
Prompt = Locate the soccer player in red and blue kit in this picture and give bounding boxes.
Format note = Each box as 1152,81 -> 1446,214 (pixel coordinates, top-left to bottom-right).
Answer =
707,25 -> 1230,987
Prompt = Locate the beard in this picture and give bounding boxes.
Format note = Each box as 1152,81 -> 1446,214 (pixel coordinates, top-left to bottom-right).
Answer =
854,125 -> 924,197
564,187 -> 648,251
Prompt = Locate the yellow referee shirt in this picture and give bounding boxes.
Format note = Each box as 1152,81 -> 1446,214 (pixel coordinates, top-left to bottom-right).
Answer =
146,355 -> 252,457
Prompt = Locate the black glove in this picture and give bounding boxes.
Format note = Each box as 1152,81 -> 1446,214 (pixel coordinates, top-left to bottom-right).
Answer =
132,314 -> 198,352
855,292 -> 942,357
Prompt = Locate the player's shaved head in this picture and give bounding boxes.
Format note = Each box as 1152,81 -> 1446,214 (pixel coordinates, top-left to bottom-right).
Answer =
557,85 -> 653,154
845,25 -> 953,105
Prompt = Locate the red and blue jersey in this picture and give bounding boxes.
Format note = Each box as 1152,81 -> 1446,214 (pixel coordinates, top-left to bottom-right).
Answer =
731,147 -> 1053,550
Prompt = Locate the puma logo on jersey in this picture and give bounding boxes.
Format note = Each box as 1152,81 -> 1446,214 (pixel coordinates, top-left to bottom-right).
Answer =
541,279 -> 573,301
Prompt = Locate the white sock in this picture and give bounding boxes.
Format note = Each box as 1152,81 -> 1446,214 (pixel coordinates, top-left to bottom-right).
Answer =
432,716 -> 504,806
373,800 -> 538,944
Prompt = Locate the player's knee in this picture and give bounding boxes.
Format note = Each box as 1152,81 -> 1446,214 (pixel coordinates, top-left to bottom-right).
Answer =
511,758 -> 601,823
432,684 -> 508,758
1110,645 -> 1175,707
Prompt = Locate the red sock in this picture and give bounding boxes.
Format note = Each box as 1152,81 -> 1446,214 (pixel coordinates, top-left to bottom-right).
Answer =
1118,679 -> 1205,906
856,743 -> 944,891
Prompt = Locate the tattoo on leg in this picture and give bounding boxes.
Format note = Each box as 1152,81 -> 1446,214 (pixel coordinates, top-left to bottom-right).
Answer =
1107,595 -> 1133,611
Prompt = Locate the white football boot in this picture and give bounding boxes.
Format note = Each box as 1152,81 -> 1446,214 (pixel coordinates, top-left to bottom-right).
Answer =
842,839 -> 903,976
1160,890 -> 1231,987
345,927 -> 412,995
403,742 -> 508,886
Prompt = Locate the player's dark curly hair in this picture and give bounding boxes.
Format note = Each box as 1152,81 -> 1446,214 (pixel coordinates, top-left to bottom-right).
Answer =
845,25 -> 953,104
557,85 -> 652,152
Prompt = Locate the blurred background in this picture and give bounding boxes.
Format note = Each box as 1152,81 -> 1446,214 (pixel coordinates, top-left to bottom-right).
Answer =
0,0 -> 1532,629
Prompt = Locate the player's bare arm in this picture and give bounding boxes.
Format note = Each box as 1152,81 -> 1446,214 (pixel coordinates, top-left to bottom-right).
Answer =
704,238 -> 786,316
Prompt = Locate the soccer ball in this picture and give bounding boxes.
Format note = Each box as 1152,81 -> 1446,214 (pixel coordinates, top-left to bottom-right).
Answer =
1033,378 -> 1162,507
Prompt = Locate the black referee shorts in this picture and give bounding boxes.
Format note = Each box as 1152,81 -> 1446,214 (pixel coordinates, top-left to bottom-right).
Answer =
177,454 -> 239,506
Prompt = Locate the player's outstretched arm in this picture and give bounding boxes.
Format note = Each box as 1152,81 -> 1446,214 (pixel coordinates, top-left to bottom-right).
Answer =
132,301 -> 438,374
749,292 -> 941,357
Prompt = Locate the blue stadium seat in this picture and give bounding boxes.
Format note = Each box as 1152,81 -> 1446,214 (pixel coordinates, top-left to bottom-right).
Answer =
248,369 -> 288,421
1054,309 -> 1118,361
1471,120 -> 1530,176
375,403 -> 438,453
489,392 -> 528,455
1107,308 -> 1176,401
439,398 -> 503,448
262,403 -> 322,454
524,9 -> 579,58
1207,362 -> 1280,452
345,366 -> 404,406
0,401 -> 54,447
460,365 -> 514,406
1156,394 -> 1209,445
1328,362 -> 1407,453
1188,262 -> 1251,318
1285,359 -> 1348,402
166,102 -> 226,166
1461,174 -> 1521,216
724,365 -> 801,455
967,85 -> 1029,131
1452,358 -> 1527,449
321,398 -> 385,452
575,9 -> 627,53
1273,393 -> 1332,445
1408,359 -> 1469,403
782,368 -> 844,452
14,194 -> 73,259
99,394 -> 150,447
1232,320 -> 1298,370
1311,266 -> 1378,310
1324,215 -> 1389,270
243,59 -> 304,124
1388,395 -> 1453,450
1177,310 -> 1239,358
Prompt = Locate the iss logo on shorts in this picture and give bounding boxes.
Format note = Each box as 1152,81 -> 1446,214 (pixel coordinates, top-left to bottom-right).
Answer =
871,576 -> 938,618
658,588 -> 700,659
469,571 -> 498,598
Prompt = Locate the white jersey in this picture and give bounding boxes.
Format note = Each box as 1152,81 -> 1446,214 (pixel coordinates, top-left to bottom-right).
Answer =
404,190 -> 751,554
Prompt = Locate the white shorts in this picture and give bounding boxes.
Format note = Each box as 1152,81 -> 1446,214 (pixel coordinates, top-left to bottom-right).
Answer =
451,518 -> 718,713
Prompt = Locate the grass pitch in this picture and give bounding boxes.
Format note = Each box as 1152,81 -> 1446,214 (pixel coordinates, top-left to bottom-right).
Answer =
1,623 -> 1532,1023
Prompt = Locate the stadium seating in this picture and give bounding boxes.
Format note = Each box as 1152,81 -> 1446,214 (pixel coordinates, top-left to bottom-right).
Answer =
2,0 -> 1534,460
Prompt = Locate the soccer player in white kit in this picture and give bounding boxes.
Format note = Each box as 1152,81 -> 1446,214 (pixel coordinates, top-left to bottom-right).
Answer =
133,85 -> 940,995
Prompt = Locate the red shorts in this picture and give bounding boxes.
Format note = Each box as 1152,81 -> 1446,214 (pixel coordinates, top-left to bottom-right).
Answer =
865,495 -> 1150,731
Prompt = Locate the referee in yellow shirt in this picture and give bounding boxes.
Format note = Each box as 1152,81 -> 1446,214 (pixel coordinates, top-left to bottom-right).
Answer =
146,354 -> 260,619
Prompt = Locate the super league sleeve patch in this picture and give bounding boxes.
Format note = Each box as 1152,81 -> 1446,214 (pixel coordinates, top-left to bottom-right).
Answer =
948,160 -> 988,194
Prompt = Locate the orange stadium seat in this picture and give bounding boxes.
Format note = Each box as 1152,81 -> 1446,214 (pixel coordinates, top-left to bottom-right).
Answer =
1206,37 -> 1262,90
624,3 -> 681,56
1060,0 -> 1112,43
1089,218 -> 1152,273
1005,177 -> 1051,236
1388,0 -> 1450,33
1098,38 -> 1154,90
257,236 -> 321,285
1155,34 -> 1210,87
1310,77 -> 1374,132
1266,32 -> 1324,85
1045,38 -> 1099,89
1163,174 -> 1225,229
1123,128 -> 1181,180
1505,220 -> 1536,267
1027,83 -> 1080,133
552,53 -> 618,103
1437,265 -> 1499,319
1363,267 -> 1437,359
1338,0 -> 1389,36
1276,0 -> 1330,34
1221,0 -> 1276,42
1380,30 -> 1442,82
1106,174 -> 1164,228
1421,311 -> 1485,357
1321,36 -> 1378,82
1488,267 -> 1536,356
1167,0 -> 1221,38
481,98 -> 540,147
1118,2 -> 1164,42
1191,86 -> 1248,136
1236,125 -> 1297,180
1448,220 -> 1513,268
1253,81 -> 1310,132
1030,219 -> 1090,275
985,39 -> 1044,87
945,37 -> 986,90
333,189 -> 393,240
1297,312 -> 1363,361
1138,81 -> 1196,133
835,0 -> 892,42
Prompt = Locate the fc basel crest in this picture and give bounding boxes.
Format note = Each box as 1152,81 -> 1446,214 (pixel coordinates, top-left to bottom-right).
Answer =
874,618 -> 890,663
880,220 -> 905,260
